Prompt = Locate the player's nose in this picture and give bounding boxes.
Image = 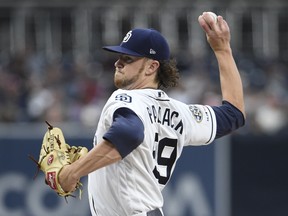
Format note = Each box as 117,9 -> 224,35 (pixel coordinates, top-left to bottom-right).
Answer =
114,59 -> 124,68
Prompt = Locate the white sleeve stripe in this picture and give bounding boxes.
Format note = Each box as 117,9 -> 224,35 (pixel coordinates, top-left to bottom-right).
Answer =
205,105 -> 217,144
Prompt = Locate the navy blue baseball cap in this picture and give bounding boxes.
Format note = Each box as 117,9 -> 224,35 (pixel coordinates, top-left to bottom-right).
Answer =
103,28 -> 170,61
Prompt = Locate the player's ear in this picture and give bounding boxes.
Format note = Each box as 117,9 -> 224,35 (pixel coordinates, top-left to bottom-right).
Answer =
146,60 -> 160,75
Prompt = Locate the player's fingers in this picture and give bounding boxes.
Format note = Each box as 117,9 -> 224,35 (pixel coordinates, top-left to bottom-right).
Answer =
198,15 -> 212,34
202,12 -> 218,30
218,16 -> 230,33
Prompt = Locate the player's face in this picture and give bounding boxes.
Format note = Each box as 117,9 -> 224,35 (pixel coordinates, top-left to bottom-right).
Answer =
114,55 -> 150,89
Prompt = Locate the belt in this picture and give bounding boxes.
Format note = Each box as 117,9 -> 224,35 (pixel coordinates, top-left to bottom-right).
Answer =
133,208 -> 163,216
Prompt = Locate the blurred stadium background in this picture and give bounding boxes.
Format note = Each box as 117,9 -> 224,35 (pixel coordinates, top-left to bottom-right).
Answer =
0,0 -> 287,216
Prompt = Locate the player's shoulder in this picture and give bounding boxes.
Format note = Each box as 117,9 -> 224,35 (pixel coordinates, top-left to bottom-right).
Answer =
104,89 -> 149,113
110,89 -> 134,103
109,89 -> 142,104
110,89 -> 162,103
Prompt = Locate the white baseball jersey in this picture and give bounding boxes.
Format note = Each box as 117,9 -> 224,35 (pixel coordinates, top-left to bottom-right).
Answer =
88,88 -> 217,216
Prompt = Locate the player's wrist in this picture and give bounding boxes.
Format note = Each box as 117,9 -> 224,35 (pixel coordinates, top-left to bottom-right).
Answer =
65,164 -> 80,182
213,46 -> 232,56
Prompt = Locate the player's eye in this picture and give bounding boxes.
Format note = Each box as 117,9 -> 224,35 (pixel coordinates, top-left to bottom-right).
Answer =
119,55 -> 142,64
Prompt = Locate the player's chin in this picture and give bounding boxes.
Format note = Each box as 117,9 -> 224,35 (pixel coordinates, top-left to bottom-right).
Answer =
114,77 -> 124,89
114,72 -> 122,81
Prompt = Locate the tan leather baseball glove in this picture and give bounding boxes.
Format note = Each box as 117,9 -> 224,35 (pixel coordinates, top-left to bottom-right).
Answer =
29,121 -> 88,199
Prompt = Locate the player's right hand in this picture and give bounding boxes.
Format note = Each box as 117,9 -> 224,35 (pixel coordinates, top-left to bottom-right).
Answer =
198,12 -> 231,52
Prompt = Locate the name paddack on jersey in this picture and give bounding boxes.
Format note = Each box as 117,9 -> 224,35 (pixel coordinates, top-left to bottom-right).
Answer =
146,105 -> 183,135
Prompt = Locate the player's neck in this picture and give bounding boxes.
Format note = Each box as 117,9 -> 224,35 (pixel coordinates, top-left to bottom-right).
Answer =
123,81 -> 158,90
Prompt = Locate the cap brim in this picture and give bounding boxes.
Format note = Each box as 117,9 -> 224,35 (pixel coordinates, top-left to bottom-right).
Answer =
103,46 -> 143,57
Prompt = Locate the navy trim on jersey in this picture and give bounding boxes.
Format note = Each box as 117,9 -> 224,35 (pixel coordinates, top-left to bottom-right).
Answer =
148,95 -> 170,102
212,101 -> 245,139
103,107 -> 144,158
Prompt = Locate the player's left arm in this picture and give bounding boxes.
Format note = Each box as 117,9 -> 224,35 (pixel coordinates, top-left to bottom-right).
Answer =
59,107 -> 144,192
198,12 -> 246,117
58,139 -> 121,193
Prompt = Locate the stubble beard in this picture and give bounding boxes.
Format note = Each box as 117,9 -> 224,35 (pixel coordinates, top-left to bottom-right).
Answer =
114,72 -> 140,89
114,64 -> 145,89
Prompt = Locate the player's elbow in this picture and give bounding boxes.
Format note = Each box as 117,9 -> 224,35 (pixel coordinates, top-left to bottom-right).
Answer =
212,100 -> 245,139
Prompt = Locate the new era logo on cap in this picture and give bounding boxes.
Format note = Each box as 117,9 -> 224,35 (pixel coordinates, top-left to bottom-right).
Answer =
103,28 -> 170,61
150,49 -> 156,54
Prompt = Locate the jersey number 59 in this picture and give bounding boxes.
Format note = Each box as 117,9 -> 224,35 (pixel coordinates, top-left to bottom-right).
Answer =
153,133 -> 178,185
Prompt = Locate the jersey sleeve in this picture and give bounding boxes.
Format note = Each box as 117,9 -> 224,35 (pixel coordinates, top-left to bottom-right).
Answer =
212,100 -> 245,139
103,107 -> 144,158
185,104 -> 217,146
98,90 -> 145,158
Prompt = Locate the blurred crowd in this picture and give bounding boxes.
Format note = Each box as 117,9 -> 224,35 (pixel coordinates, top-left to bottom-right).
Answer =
0,49 -> 287,135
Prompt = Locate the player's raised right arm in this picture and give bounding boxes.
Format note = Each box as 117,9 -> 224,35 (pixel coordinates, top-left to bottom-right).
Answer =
198,12 -> 245,117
